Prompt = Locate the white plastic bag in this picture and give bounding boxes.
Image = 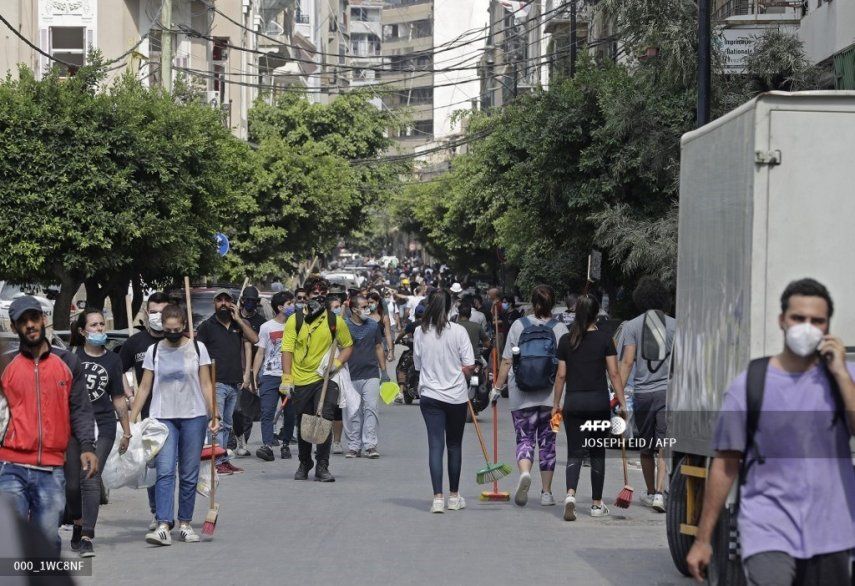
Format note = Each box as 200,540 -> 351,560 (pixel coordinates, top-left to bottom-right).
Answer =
102,418 -> 169,490
196,460 -> 219,498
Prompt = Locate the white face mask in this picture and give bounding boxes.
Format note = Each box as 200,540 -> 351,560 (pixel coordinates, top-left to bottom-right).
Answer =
359,308 -> 371,320
148,312 -> 164,332
785,322 -> 824,357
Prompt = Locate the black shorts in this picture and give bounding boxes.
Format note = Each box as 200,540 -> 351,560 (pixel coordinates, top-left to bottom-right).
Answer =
634,389 -> 666,454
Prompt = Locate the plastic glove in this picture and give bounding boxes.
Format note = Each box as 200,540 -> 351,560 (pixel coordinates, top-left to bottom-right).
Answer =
380,370 -> 391,383
489,388 -> 502,404
330,359 -> 343,374
279,373 -> 294,396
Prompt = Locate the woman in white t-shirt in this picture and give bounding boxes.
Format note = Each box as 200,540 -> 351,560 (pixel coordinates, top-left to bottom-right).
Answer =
130,304 -> 218,546
413,289 -> 475,514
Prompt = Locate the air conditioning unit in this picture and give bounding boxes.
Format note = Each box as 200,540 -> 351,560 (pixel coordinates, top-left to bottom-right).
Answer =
205,90 -> 221,108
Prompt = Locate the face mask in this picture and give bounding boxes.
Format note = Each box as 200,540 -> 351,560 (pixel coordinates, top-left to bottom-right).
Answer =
242,301 -> 258,313
283,305 -> 296,318
369,304 -> 377,313
332,307 -> 342,316
305,297 -> 326,322
359,308 -> 371,320
87,331 -> 108,347
164,331 -> 184,343
502,303 -> 510,311
148,312 -> 163,332
785,322 -> 824,357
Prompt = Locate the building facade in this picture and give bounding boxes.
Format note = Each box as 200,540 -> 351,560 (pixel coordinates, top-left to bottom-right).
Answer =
799,0 -> 855,89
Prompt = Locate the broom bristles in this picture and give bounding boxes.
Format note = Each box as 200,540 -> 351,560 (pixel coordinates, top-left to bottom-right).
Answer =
476,462 -> 512,485
614,485 -> 634,509
201,505 -> 219,536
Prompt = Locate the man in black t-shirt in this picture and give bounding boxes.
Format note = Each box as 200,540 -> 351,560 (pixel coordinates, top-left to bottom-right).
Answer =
119,292 -> 172,419
196,289 -> 259,475
232,286 -> 267,455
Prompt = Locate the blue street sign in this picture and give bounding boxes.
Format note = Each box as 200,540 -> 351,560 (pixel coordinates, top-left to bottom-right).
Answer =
216,232 -> 230,256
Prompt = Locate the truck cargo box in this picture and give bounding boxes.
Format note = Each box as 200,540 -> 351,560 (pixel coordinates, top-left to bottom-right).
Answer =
668,91 -> 855,458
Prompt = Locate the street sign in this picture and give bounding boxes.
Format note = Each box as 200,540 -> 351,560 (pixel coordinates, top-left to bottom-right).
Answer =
215,232 -> 230,256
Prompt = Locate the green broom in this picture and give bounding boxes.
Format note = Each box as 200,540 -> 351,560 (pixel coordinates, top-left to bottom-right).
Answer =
468,401 -> 512,484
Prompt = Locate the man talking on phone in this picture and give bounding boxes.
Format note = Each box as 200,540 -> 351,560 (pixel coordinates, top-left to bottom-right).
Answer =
687,279 -> 855,585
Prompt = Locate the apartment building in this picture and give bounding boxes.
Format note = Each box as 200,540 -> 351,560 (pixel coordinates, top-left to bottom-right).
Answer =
381,0 -> 434,151
480,0 -> 543,110
799,0 -> 855,89
0,1 -> 334,137
349,0 -> 383,88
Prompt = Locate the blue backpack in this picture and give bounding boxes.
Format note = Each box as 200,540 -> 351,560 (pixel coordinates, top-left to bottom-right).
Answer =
513,317 -> 559,392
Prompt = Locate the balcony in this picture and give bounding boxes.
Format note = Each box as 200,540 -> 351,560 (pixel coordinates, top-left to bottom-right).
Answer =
544,0 -> 591,34
713,0 -> 803,22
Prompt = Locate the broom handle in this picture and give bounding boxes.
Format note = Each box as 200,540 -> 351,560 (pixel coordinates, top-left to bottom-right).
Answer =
467,401 -> 492,463
184,277 -> 195,339
210,360 -> 218,508
316,342 -> 337,415
621,439 -> 628,486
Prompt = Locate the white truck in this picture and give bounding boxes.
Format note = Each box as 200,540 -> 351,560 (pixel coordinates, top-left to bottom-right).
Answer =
665,91 -> 855,583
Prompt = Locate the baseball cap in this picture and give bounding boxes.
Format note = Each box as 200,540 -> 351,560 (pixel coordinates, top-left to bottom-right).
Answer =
450,283 -> 463,293
241,286 -> 260,300
9,296 -> 44,322
213,289 -> 235,301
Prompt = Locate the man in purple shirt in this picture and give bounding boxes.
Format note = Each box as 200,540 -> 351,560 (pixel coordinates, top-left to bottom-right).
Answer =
687,278 -> 855,585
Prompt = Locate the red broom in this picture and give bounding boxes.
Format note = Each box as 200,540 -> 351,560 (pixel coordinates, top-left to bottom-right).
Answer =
614,439 -> 634,508
202,364 -> 219,536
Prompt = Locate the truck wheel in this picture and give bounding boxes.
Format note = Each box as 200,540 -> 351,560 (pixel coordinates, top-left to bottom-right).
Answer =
708,505 -> 746,586
666,455 -> 693,577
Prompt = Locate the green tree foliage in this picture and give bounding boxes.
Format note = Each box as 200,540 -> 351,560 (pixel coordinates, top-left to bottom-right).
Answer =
227,92 -> 400,280
395,1 -> 823,300
0,60 -> 251,327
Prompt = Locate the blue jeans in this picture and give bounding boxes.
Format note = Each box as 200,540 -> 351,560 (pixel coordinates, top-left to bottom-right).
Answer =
0,462 -> 66,554
154,416 -> 207,524
212,383 -> 238,464
259,375 -> 293,446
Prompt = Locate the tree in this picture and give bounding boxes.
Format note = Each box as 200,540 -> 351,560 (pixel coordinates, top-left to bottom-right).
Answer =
225,92 -> 400,281
0,60 -> 252,328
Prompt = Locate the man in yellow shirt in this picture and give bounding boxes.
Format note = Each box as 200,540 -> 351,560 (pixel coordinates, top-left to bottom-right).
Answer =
280,277 -> 353,482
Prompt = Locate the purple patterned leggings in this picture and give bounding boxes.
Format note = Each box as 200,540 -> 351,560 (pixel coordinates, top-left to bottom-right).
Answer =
511,406 -> 556,471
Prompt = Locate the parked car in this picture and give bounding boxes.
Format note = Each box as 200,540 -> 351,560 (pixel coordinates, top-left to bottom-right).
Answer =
0,282 -> 55,332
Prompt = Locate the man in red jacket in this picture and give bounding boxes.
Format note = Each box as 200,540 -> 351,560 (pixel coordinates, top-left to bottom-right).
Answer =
0,296 -> 97,554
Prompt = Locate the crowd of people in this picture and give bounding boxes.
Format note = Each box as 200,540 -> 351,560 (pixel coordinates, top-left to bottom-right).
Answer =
0,265 -> 852,586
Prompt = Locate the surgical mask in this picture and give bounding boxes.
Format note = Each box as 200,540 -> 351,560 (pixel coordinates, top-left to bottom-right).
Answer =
242,300 -> 258,312
332,307 -> 342,316
359,309 -> 371,320
502,302 -> 510,311
369,303 -> 377,313
295,303 -> 305,312
148,312 -> 163,332
785,322 -> 824,357
164,331 -> 184,343
87,331 -> 108,347
283,305 -> 296,318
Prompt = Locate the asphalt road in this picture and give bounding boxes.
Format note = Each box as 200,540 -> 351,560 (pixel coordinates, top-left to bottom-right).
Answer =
74,355 -> 686,586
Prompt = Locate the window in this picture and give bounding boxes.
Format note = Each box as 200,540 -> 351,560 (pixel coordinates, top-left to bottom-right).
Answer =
51,27 -> 86,77
352,8 -> 369,21
405,87 -> 432,105
213,38 -> 229,62
411,19 -> 431,38
383,24 -> 398,41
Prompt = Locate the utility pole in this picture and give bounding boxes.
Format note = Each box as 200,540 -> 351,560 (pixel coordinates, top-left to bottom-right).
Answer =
569,0 -> 577,77
697,0 -> 711,126
161,0 -> 173,92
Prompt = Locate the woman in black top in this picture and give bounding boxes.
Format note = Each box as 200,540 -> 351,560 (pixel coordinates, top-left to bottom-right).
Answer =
552,294 -> 627,521
66,308 -> 132,557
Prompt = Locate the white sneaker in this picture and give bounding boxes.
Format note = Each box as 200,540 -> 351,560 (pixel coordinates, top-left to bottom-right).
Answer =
651,493 -> 666,513
226,449 -> 235,459
145,523 -> 172,546
447,495 -> 466,511
430,497 -> 445,514
235,437 -> 250,457
332,441 -> 343,455
514,472 -> 531,507
640,493 -> 656,508
563,494 -> 577,521
540,491 -> 556,506
591,504 -> 610,518
178,524 -> 200,543
148,517 -> 157,531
